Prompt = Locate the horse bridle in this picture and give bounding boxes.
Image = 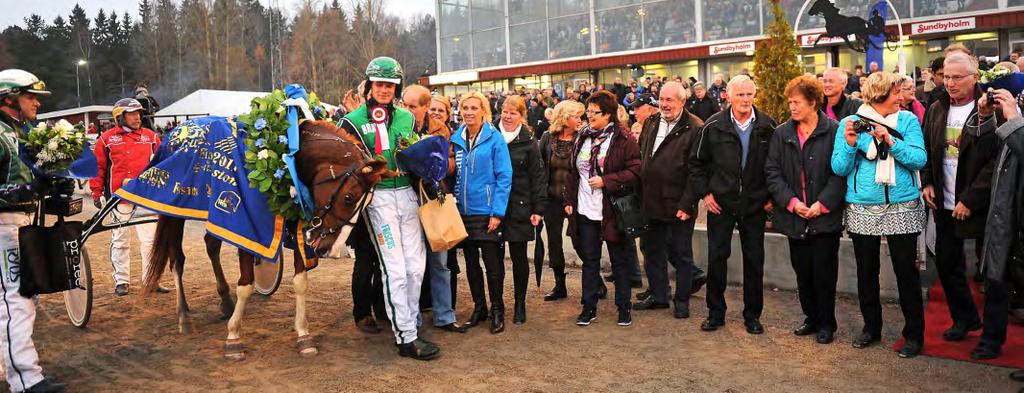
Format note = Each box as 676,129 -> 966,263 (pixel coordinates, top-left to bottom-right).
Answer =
301,135 -> 375,246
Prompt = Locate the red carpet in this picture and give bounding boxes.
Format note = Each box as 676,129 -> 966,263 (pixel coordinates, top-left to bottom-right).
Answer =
892,280 -> 1024,368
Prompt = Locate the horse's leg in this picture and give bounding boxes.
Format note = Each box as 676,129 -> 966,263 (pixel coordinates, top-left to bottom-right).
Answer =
205,234 -> 235,320
225,251 -> 255,360
293,250 -> 317,356
172,245 -> 193,334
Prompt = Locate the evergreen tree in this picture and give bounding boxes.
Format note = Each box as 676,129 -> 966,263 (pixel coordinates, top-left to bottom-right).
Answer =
753,0 -> 802,123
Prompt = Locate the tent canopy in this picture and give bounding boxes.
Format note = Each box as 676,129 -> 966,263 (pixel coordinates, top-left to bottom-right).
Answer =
155,89 -> 268,120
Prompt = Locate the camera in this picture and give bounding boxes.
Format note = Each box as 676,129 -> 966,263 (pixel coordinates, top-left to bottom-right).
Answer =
852,118 -> 874,133
987,88 -> 997,107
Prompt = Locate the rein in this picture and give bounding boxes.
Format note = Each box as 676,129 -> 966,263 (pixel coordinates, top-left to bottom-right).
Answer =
300,134 -> 376,246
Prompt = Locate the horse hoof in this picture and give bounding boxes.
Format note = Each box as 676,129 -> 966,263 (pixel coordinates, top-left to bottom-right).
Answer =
297,335 -> 318,357
224,339 -> 245,360
179,322 -> 193,335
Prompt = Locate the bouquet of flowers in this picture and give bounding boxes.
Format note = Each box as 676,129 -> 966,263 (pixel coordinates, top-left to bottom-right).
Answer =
20,119 -> 88,172
980,65 -> 1024,96
237,88 -> 326,221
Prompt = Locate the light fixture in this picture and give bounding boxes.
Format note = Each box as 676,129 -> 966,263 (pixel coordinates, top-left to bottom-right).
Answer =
77,59 -> 87,66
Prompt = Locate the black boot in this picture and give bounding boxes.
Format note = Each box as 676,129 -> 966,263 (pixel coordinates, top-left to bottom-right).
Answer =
513,302 -> 526,324
490,305 -> 505,334
545,270 -> 567,301
465,304 -> 488,328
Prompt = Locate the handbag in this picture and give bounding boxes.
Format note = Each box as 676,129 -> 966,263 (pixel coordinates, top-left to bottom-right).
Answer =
610,191 -> 648,238
18,212 -> 84,297
418,185 -> 469,252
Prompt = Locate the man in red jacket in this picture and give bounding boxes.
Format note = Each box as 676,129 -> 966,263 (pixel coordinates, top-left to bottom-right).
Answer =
89,98 -> 166,296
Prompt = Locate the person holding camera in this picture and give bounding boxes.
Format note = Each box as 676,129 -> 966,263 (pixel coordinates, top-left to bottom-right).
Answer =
831,71 -> 928,358
0,69 -> 68,393
970,87 -> 1024,361
920,53 -> 995,344
90,98 -> 164,296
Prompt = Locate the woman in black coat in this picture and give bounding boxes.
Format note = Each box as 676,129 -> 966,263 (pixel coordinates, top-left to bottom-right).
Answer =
497,96 -> 548,324
765,76 -> 847,344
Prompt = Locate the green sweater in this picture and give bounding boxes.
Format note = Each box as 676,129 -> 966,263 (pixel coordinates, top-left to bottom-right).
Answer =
0,115 -> 36,209
339,105 -> 415,189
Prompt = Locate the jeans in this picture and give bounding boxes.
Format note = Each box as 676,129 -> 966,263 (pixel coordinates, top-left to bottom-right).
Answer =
705,210 -> 766,322
788,233 -> 840,331
851,233 -> 925,343
427,249 -> 456,326
641,218 -> 696,304
574,215 -> 632,311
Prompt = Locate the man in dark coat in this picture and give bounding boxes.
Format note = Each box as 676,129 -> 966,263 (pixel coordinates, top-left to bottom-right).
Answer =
971,88 -> 1024,361
686,82 -> 721,122
822,68 -> 862,121
920,54 -> 997,343
633,82 -> 704,319
683,75 -> 777,335
612,77 -> 628,104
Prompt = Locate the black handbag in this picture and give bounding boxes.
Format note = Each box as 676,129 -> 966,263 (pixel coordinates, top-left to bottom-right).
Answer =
610,191 -> 648,238
18,213 -> 84,297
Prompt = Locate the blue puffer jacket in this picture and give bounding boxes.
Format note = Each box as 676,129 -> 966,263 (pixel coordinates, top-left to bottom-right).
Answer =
452,122 -> 513,218
830,110 -> 926,205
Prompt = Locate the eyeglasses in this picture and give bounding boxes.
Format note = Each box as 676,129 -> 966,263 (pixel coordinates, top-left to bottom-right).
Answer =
586,110 -> 604,115
942,74 -> 973,83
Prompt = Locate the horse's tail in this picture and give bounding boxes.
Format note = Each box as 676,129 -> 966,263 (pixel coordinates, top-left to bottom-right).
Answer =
144,215 -> 185,293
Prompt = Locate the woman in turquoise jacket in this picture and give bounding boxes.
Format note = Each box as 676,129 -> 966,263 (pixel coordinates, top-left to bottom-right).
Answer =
451,91 -> 513,334
831,72 -> 928,359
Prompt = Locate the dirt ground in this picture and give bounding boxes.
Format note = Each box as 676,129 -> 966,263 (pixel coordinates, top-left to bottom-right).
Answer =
14,211 -> 1023,392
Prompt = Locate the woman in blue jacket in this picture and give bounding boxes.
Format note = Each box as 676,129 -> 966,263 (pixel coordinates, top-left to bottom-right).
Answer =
452,91 -> 513,334
831,72 -> 928,358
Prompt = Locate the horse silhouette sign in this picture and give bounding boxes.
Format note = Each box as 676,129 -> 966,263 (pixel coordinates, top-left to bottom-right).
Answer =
807,0 -> 900,53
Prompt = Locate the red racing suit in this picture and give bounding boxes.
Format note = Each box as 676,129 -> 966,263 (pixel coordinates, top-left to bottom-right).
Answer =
89,125 -> 160,201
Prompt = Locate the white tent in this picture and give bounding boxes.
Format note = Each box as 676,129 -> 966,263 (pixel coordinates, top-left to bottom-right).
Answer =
154,89 -> 268,122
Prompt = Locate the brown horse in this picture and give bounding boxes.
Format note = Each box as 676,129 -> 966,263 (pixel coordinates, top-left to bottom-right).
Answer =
143,120 -> 393,359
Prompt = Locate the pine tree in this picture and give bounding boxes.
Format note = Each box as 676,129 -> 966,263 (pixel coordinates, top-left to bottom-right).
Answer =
753,0 -> 802,123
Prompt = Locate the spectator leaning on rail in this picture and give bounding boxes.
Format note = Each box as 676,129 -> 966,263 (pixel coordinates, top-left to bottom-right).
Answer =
685,75 -> 777,335
968,84 -> 1024,361
452,91 -> 513,334
563,90 -> 642,328
831,71 -> 928,359
765,75 -> 846,345
90,98 -> 165,297
633,82 -> 704,319
822,67 -> 862,122
920,53 -> 996,344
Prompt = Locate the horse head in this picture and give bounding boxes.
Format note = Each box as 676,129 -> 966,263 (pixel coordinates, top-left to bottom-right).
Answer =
294,120 -> 397,258
808,0 -> 837,17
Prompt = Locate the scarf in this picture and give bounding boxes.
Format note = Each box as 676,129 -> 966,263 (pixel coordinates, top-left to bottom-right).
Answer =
499,122 -> 521,144
580,124 -> 613,178
855,104 -> 900,186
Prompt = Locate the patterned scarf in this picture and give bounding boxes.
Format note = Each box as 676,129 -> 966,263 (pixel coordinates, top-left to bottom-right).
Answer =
580,124 -> 613,178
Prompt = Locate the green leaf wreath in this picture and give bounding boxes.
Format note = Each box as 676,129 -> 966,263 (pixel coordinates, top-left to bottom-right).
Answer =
20,119 -> 88,172
237,89 -> 326,221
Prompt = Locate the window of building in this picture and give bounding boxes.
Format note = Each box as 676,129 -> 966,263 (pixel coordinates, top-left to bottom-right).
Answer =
440,34 -> 472,72
702,0 -> 761,42
440,0 -> 470,37
548,0 -> 589,18
508,0 -> 546,22
471,0 -> 505,30
643,0 -> 697,48
914,0 -> 996,17
510,21 -> 549,64
709,57 -> 754,83
548,14 -> 591,59
596,6 -> 642,54
473,28 -> 507,68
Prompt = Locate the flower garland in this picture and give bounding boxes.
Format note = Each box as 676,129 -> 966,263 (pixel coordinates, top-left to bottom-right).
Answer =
237,89 -> 326,221
20,119 -> 87,172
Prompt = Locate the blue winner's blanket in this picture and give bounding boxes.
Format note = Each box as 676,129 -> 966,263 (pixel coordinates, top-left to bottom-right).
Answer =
116,116 -> 312,265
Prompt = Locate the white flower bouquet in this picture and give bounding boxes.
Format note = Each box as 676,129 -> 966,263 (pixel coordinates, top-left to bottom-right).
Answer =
20,119 -> 88,172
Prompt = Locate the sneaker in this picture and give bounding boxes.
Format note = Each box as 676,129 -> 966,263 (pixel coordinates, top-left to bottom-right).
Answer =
617,309 -> 632,326
115,284 -> 129,296
576,308 -> 597,326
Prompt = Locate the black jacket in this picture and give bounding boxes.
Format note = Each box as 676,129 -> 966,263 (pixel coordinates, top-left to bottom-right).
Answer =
684,106 -> 777,216
921,87 -> 999,238
638,110 -> 704,221
502,126 -> 548,242
980,115 -> 1024,282
824,94 -> 861,122
686,95 -> 721,122
765,113 -> 846,238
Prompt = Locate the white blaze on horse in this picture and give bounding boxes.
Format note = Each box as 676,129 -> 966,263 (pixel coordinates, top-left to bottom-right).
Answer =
136,118 -> 393,359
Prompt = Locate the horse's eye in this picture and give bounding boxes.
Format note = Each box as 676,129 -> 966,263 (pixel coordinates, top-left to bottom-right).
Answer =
344,194 -> 354,205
